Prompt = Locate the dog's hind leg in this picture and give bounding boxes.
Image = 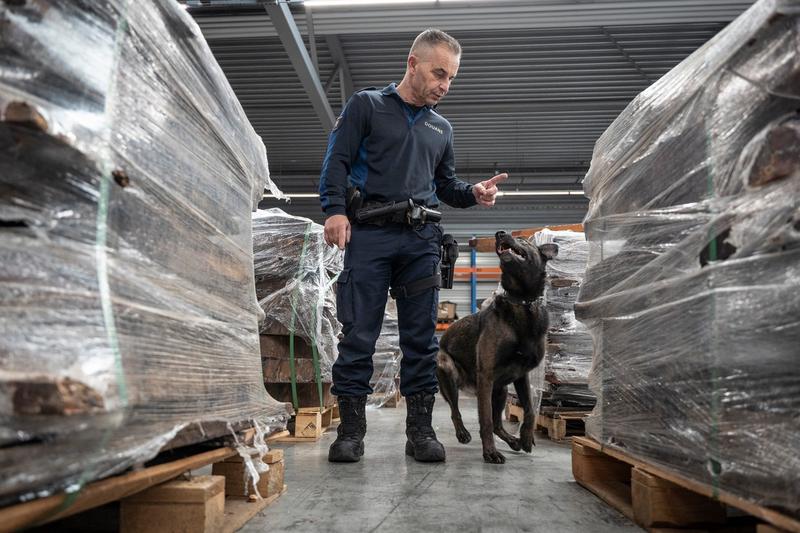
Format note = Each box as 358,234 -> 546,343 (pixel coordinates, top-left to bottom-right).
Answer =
437,350 -> 471,444
491,386 -> 521,451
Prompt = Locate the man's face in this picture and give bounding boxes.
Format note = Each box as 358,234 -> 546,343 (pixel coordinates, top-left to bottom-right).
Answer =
409,44 -> 460,106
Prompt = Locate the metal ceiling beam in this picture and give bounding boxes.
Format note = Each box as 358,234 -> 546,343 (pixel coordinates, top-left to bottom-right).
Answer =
304,6 -> 319,72
195,1 -> 751,39
600,27 -> 653,84
325,35 -> 354,106
264,1 -> 335,133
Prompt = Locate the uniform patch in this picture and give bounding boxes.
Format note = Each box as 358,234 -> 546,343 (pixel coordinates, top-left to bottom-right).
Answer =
333,114 -> 343,131
424,121 -> 443,135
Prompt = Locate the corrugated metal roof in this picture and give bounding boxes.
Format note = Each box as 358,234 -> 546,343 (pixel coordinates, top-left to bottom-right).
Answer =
188,1 -> 752,234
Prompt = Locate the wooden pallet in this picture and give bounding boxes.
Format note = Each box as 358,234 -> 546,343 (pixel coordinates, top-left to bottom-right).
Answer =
505,403 -> 590,442
276,404 -> 339,442
0,430 -> 288,533
381,378 -> 403,408
505,401 -> 525,424
382,387 -> 403,408
572,436 -> 800,532
534,411 -> 590,441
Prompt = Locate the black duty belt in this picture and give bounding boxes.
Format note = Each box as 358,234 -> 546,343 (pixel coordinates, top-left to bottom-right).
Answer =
354,199 -> 441,227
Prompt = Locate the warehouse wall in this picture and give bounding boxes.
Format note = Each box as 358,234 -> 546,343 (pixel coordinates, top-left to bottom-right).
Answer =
440,251 -> 500,319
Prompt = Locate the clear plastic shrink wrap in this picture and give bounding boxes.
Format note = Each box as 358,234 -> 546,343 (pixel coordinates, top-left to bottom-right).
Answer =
533,230 -> 593,394
369,299 -> 402,408
253,209 -> 342,381
0,0 -> 288,504
252,209 -> 401,405
576,0 -> 800,516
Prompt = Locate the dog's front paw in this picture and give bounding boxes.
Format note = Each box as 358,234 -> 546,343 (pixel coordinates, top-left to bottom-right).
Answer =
483,448 -> 506,464
456,427 -> 471,444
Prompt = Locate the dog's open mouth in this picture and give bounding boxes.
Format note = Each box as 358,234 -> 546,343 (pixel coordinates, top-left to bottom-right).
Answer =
497,241 -> 526,260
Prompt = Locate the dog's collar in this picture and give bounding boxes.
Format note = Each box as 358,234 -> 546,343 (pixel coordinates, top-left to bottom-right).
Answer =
500,293 -> 542,308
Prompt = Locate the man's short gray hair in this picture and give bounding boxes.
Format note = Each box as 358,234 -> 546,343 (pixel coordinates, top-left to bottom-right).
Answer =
410,28 -> 461,57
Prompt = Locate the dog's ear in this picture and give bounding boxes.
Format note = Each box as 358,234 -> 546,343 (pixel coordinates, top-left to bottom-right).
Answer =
539,243 -> 559,261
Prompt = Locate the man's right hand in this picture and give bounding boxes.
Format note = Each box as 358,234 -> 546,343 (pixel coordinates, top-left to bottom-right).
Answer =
324,214 -> 351,250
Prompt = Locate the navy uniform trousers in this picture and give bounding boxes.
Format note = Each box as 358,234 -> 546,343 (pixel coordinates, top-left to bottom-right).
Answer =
332,221 -> 442,397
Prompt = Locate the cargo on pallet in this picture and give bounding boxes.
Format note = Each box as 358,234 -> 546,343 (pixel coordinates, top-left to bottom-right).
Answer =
576,0 -> 800,518
0,0 -> 289,505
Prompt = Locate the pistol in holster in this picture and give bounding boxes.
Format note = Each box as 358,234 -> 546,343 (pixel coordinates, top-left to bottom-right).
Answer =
345,186 -> 364,221
439,234 -> 458,290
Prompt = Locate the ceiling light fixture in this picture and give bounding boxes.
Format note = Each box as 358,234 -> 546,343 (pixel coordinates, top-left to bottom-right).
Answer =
262,190 -> 583,199
496,190 -> 583,197
303,0 -> 435,7
263,192 -> 320,198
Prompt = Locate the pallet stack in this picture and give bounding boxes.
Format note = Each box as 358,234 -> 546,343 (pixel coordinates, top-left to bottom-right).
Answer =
367,300 -> 402,408
502,229 -> 594,441
0,0 -> 289,527
533,229 -> 595,437
253,209 -> 403,429
575,0 -> 800,527
253,209 -> 341,438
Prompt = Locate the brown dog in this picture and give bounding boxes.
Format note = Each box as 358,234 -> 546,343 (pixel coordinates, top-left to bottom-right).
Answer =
437,231 -> 557,463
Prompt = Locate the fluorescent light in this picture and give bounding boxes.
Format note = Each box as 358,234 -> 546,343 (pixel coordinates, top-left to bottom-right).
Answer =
497,190 -> 583,197
303,0 -> 434,7
263,192 -> 319,198
263,191 -> 583,199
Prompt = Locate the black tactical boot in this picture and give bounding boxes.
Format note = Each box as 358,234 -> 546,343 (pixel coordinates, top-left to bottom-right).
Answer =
328,395 -> 367,462
405,391 -> 446,462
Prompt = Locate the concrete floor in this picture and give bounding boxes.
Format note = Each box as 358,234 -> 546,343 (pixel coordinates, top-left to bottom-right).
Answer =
241,396 -> 640,533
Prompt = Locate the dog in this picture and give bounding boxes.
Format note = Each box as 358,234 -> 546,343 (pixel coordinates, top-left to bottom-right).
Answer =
437,231 -> 558,463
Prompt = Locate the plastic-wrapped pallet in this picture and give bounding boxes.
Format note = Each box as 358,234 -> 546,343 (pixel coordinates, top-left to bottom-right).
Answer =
253,208 -> 343,382
576,0 -> 800,517
533,230 -> 594,403
253,208 -> 401,407
0,0 -> 289,504
369,300 -> 402,408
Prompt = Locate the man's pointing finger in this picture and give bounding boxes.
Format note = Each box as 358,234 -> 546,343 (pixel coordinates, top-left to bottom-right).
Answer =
486,173 -> 508,187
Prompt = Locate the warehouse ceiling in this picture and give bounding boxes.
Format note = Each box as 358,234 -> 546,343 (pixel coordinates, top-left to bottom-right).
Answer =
186,0 -> 752,240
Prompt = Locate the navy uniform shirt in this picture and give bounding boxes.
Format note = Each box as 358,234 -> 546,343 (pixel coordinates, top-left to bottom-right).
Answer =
318,83 -> 477,218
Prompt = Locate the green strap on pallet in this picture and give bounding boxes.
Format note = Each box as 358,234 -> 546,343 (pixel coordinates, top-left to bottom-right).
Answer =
288,222 -> 325,411
35,15 -> 134,527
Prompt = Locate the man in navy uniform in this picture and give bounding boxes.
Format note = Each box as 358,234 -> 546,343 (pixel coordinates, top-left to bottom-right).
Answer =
319,28 -> 506,463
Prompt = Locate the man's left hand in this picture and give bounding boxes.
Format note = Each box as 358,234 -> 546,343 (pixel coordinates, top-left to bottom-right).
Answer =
472,173 -> 508,207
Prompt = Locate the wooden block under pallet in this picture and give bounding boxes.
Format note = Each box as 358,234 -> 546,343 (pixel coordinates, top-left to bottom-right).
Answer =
120,473 -> 287,533
382,378 -> 403,408
382,388 -> 403,408
505,402 -> 525,424
572,436 -> 800,533
572,440 -> 725,528
121,475 -> 226,533
212,449 -> 285,499
632,467 -> 726,528
277,404 -> 338,442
